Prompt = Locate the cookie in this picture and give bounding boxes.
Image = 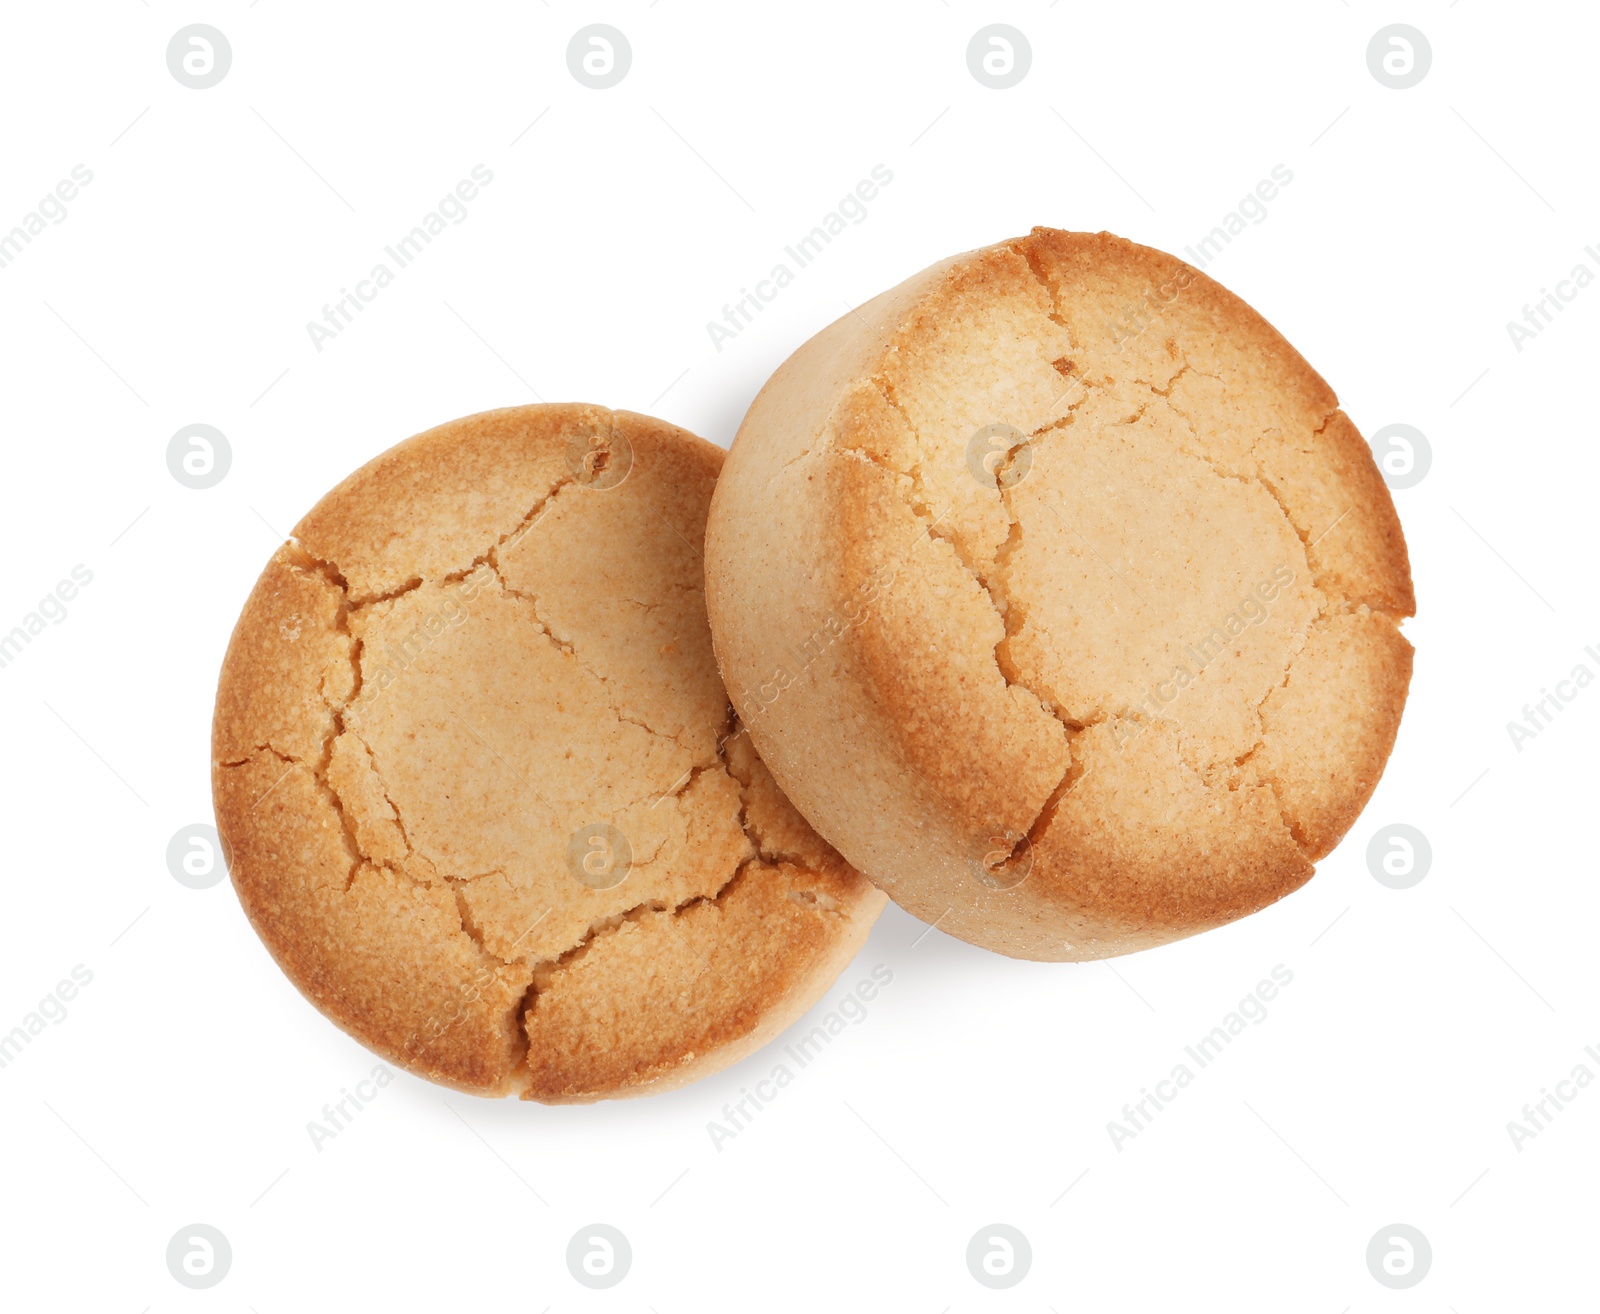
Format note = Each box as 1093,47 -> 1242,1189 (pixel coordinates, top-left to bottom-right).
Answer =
213,404 -> 885,1100
705,229 -> 1414,961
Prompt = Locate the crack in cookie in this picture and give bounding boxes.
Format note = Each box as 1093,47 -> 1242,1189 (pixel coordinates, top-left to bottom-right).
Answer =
213,405 -> 885,1099
706,229 -> 1415,960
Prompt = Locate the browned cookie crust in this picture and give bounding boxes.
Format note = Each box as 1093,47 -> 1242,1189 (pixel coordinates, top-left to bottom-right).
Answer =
705,229 -> 1414,961
213,404 -> 884,1100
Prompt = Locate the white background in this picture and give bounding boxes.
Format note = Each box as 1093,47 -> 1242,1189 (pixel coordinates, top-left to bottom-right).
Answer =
1,1 -> 1595,1308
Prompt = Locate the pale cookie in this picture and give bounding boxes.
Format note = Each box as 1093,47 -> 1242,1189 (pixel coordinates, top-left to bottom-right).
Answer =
705,229 -> 1414,961
213,404 -> 884,1100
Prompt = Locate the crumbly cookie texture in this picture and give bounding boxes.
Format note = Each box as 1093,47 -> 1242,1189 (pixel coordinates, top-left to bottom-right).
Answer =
213,404 -> 884,1100
705,229 -> 1414,961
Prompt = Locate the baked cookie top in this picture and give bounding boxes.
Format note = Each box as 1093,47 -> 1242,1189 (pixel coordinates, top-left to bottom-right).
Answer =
213,404 -> 883,1099
707,229 -> 1414,959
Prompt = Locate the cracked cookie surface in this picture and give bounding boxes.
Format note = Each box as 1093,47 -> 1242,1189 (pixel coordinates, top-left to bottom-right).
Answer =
213,404 -> 885,1100
705,229 -> 1414,961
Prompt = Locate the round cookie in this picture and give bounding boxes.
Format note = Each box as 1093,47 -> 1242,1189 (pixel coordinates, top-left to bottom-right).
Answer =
705,229 -> 1414,962
213,404 -> 885,1100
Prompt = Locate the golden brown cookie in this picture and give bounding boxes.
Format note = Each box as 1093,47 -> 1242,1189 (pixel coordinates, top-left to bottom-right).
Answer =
213,404 -> 884,1100
705,229 -> 1414,961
